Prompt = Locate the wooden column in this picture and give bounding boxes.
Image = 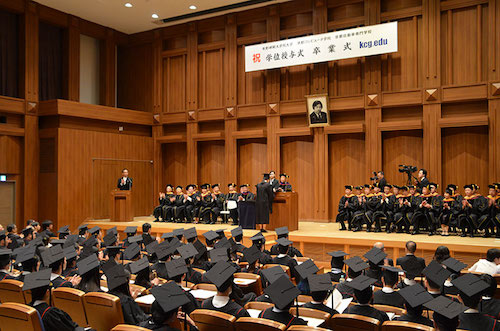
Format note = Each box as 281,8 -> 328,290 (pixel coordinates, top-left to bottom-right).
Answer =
422,104 -> 442,184
311,0 -> 328,94
186,122 -> 198,184
365,108 -> 382,177
266,6 -> 280,103
152,124 -> 163,197
224,119 -> 237,184
267,114 -> 280,173
100,29 -> 116,107
225,15 -> 237,107
65,16 -> 80,101
488,0 -> 500,182
186,23 -> 198,110
313,127 -> 329,221
489,99 -> 500,181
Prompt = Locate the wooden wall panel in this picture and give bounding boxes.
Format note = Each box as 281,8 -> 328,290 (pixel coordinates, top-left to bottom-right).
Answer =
280,136 -> 314,221
331,58 -> 363,96
382,130 -> 423,186
57,128 -> 153,229
442,126 -> 489,195
0,135 -> 22,174
197,140 -> 225,185
162,143 -> 187,188
163,55 -> 187,112
281,65 -> 311,100
198,49 -> 225,109
237,138 -> 267,188
237,45 -> 265,104
328,133 -> 365,219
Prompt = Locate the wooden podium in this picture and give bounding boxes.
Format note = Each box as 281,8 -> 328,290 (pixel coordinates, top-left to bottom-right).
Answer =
110,190 -> 133,222
268,192 -> 298,231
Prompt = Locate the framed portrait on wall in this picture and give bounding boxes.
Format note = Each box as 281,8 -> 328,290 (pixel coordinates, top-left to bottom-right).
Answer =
306,94 -> 330,127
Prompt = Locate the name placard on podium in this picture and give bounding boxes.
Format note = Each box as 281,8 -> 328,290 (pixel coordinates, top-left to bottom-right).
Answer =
269,192 -> 298,231
110,190 -> 133,222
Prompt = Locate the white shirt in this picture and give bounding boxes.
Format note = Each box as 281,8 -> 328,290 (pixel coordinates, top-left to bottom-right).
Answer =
468,259 -> 500,276
272,307 -> 286,313
50,273 -> 60,281
464,308 -> 479,314
381,287 -> 394,294
212,295 -> 230,308
277,254 -> 287,258
403,278 -> 416,286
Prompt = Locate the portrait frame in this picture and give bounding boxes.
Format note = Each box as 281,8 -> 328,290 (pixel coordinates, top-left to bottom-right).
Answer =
306,94 -> 330,127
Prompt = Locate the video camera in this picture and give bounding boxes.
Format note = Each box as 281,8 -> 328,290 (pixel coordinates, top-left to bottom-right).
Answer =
398,165 -> 417,174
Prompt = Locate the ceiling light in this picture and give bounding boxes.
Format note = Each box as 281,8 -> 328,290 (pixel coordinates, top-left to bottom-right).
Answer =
124,3 -> 132,8
189,5 -> 197,10
152,13 -> 159,19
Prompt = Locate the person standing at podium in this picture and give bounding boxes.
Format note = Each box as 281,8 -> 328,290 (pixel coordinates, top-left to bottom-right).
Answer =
117,168 -> 132,190
256,173 -> 274,232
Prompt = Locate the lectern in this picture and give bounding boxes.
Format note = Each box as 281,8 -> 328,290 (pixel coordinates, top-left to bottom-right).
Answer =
269,192 -> 298,231
110,190 -> 133,222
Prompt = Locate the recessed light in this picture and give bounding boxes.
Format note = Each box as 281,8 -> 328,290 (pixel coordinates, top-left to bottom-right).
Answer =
152,13 -> 159,19
124,3 -> 132,8
189,5 -> 197,10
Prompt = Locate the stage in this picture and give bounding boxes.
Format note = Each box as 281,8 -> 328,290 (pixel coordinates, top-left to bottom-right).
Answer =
84,216 -> 499,269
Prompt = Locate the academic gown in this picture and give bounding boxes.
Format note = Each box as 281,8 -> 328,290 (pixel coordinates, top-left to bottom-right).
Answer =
270,244 -> 303,258
31,301 -> 85,331
345,304 -> 389,324
51,275 -> 73,288
458,312 -> 500,331
200,298 -> 250,318
111,292 -> 150,325
272,255 -> 298,278
480,298 -> 500,321
186,266 -> 202,284
152,261 -> 168,279
259,308 -> 307,328
372,289 -> 405,308
328,271 -> 345,282
394,312 -> 433,327
139,321 -> 180,331
334,281 -> 355,300
238,192 -> 256,229
62,267 -> 78,277
0,270 -> 17,280
302,302 -> 338,316
255,181 -> 274,225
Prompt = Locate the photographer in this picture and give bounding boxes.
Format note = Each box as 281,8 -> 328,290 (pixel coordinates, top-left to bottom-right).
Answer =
371,171 -> 387,189
416,169 -> 429,193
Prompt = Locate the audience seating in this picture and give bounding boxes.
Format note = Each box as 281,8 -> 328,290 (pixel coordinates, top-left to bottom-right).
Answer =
193,283 -> 217,291
193,267 -> 206,274
0,279 -> 26,304
329,313 -> 381,331
235,317 -> 286,331
381,321 -> 433,331
111,324 -> 151,331
289,306 -> 331,321
0,302 -> 43,331
298,294 -> 313,304
129,284 -> 147,299
190,309 -> 236,331
373,304 -> 405,316
244,301 -> 274,310
83,292 -> 124,331
52,287 -> 88,327
234,272 -> 263,296
288,326 -> 330,331
262,264 -> 292,279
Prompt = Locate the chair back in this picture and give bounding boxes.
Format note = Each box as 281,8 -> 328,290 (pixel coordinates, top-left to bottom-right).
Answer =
52,287 -> 88,327
190,309 -> 236,331
193,267 -> 206,274
234,272 -> 263,296
329,313 -> 381,331
83,292 -> 124,331
289,306 -> 331,321
193,283 -> 217,291
0,302 -> 43,331
0,279 -> 26,304
288,326 -> 330,331
111,324 -> 151,331
129,284 -> 147,299
381,320 -> 434,331
373,304 -> 405,315
262,264 -> 291,279
235,317 -> 286,331
244,301 -> 274,310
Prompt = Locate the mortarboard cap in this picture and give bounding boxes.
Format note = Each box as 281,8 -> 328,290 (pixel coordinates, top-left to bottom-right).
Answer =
64,246 -> 77,261
150,282 -> 190,313
22,269 -> 51,291
77,254 -> 100,275
58,225 -> 70,234
146,241 -> 159,255
165,258 -> 188,279
294,259 -> 319,280
215,229 -> 226,238
327,250 -> 348,258
15,246 -> 36,264
204,261 -> 237,288
129,257 -> 150,274
399,257 -> 425,280
261,266 -> 288,284
203,231 -> 219,242
173,228 -> 184,238
78,224 -> 88,233
264,275 -> 300,309
422,260 -> 452,288
344,256 -> 369,273
231,227 -> 243,238
381,265 -> 403,279
177,243 -> 198,260
275,226 -> 289,237
50,239 -> 66,246
107,227 -> 118,236
184,227 -> 197,240
106,246 -> 122,256
41,245 -> 65,267
105,264 -> 129,291
442,257 -> 467,274
128,234 -> 143,244
161,232 -> 174,240
398,283 -> 434,308
123,242 -> 140,260
210,247 -> 229,263
243,245 -> 261,265
345,185 -> 353,190
103,232 -> 117,247
346,275 -> 377,291
250,232 -> 265,242
193,240 -> 207,260
155,241 -> 172,260
364,247 -> 387,265
22,227 -> 33,237
423,296 -> 467,319
308,273 -> 334,292
276,237 -> 292,247
88,226 -> 100,235
214,237 -> 232,251
82,235 -> 98,248
451,273 -> 489,298
124,226 -> 137,234
63,234 -> 78,248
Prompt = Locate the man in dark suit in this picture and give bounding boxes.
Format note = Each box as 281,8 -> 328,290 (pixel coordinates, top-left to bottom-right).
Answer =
268,171 -> 280,193
345,275 -> 389,324
396,241 -> 426,286
309,100 -> 328,124
255,173 -> 274,231
373,266 -> 405,308
117,168 -> 133,190
416,168 -> 429,193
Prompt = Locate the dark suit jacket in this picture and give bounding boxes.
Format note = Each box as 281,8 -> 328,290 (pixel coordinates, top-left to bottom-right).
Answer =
310,111 -> 328,124
396,254 -> 426,279
345,304 -> 389,324
269,178 -> 280,192
256,181 -> 273,225
417,177 -> 429,193
118,177 -> 133,190
373,289 -> 405,308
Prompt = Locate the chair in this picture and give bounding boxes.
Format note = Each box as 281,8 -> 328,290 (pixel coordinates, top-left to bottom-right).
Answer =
0,279 -> 26,304
262,264 -> 292,279
381,320 -> 434,331
298,294 -> 313,304
111,324 -> 151,331
288,326 -> 331,331
0,302 -> 43,331
129,284 -> 147,299
194,283 -> 217,291
289,307 -> 331,321
235,317 -> 286,331
193,267 -> 206,274
83,292 -> 124,331
329,314 -> 381,331
373,304 -> 405,316
244,301 -> 274,310
52,287 -> 88,327
190,309 -> 236,331
234,272 -> 263,296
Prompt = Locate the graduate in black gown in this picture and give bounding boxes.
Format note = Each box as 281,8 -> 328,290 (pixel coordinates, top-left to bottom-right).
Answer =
271,238 -> 299,279
479,274 -> 500,321
238,184 -> 256,229
164,258 -> 199,315
41,220 -> 56,238
395,284 -> 434,327
225,183 -> 240,225
0,248 -> 17,280
269,226 -> 303,257
16,246 -> 39,282
41,245 -> 80,288
23,269 -> 90,331
76,254 -> 102,293
200,261 -> 250,318
334,256 -> 368,301
122,226 -> 138,248
336,185 -> 359,231
373,266 -> 405,308
303,273 -> 338,316
344,275 -> 389,324
327,250 -> 347,282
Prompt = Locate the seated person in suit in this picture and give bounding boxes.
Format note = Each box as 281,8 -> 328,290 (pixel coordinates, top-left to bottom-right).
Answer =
259,274 -> 307,327
303,273 -> 338,316
395,283 -> 434,327
271,237 -> 299,278
270,226 -> 303,257
396,241 -> 426,288
344,275 -> 389,324
373,266 -> 405,308
453,274 -> 500,331
0,249 -> 17,280
201,261 -> 250,318
423,260 -> 452,298
41,245 -> 81,288
327,250 -> 347,282
142,223 -> 156,248
334,256 -> 369,301
41,219 -> 56,238
23,269 -> 91,331
479,274 -> 500,321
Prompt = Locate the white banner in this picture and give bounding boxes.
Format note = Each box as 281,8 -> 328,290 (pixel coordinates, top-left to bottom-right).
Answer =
245,22 -> 398,72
